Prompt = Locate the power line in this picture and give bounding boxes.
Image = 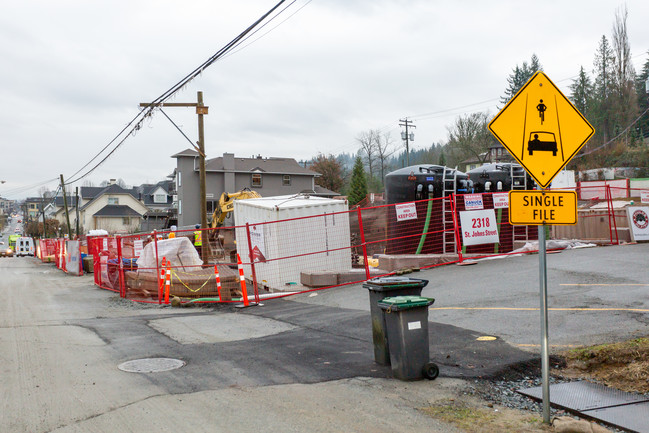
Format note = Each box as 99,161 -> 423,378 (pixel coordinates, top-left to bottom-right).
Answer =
1,178 -> 59,199
573,105 -> 649,159
222,0 -> 313,60
64,0 -> 298,186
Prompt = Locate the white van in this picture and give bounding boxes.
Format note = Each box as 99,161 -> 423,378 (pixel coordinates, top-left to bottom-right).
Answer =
15,237 -> 35,257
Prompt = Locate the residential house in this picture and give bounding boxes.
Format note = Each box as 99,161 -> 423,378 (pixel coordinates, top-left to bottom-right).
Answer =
22,197 -> 43,221
172,150 -> 323,227
0,197 -> 15,215
53,182 -> 148,234
462,142 -> 514,172
135,179 -> 175,231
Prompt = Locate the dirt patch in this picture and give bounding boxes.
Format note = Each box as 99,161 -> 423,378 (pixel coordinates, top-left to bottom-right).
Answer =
554,336 -> 649,394
421,398 -> 551,432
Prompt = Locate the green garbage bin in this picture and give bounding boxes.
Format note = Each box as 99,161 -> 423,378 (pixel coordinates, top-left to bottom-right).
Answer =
363,277 -> 428,365
378,295 -> 438,381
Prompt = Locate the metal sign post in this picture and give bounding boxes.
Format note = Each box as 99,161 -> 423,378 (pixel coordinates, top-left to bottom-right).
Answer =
488,71 -> 595,424
538,222 -> 550,423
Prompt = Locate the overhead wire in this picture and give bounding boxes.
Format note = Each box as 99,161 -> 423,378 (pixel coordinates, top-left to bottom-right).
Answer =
1,178 -> 59,199
64,0 -> 298,186
222,0 -> 313,60
58,14 -> 649,185
573,105 -> 649,159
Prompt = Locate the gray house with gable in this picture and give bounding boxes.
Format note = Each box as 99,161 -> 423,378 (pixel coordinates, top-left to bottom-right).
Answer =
172,150 -> 323,227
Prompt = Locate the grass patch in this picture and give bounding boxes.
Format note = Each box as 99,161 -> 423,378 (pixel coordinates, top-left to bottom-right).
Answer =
421,400 -> 549,432
557,336 -> 649,394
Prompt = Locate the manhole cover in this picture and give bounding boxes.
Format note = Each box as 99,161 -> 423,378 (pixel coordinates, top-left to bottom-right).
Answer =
118,358 -> 185,373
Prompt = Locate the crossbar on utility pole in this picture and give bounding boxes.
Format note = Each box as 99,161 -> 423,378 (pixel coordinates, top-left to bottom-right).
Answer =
139,91 -> 209,262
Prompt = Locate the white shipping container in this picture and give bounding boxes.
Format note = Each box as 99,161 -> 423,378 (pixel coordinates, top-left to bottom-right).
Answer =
234,195 -> 351,292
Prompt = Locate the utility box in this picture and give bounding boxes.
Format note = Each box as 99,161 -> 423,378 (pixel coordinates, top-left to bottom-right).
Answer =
234,195 -> 351,292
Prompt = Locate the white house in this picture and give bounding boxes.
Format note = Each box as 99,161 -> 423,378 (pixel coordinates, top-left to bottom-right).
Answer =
54,182 -> 148,234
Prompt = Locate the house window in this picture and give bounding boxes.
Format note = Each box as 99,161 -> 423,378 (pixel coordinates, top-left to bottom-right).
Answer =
252,173 -> 262,187
206,200 -> 216,214
154,194 -> 167,203
178,200 -> 182,215
123,217 -> 130,225
178,172 -> 181,187
282,175 -> 291,186
108,197 -> 119,205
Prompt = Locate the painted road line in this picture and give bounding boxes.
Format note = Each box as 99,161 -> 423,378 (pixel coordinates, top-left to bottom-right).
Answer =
560,283 -> 649,286
516,344 -> 579,348
430,307 -> 649,312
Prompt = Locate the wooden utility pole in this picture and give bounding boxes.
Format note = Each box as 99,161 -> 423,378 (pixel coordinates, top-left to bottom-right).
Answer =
60,174 -> 72,238
41,196 -> 47,238
399,118 -> 416,166
75,187 -> 80,238
196,92 -> 208,233
139,91 -> 209,262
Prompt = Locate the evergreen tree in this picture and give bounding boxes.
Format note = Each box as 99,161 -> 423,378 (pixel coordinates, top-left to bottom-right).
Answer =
569,66 -> 593,115
499,54 -> 543,105
635,53 -> 649,140
438,150 -> 446,166
348,156 -> 368,205
592,35 -> 616,143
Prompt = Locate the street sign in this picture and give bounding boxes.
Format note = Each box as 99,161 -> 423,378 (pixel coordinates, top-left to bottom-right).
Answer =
509,190 -> 577,225
489,72 -> 594,188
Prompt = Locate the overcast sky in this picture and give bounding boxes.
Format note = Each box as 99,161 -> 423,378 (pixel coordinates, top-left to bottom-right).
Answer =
1,0 -> 648,200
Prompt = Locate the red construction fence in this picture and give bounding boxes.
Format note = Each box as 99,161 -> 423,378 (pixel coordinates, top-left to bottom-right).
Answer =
33,185 -> 646,305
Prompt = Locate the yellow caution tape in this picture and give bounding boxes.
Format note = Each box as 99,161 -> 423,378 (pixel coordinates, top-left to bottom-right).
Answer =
171,270 -> 214,293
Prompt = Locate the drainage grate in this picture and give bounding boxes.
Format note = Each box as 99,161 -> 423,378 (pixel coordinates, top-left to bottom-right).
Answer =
118,358 -> 186,373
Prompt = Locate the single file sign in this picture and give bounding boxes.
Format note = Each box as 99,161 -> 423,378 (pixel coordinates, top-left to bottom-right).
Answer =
509,190 -> 577,225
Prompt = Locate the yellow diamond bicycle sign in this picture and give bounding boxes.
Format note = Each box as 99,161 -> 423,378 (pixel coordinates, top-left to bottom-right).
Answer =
489,71 -> 594,188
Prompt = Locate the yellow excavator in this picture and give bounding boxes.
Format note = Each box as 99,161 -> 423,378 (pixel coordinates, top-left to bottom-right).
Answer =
210,187 -> 262,228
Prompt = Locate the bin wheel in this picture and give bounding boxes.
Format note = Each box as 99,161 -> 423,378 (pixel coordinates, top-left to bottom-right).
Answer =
422,362 -> 439,380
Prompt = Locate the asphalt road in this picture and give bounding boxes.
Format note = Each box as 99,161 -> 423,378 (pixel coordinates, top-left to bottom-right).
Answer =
1,242 -> 647,432
294,242 -> 649,349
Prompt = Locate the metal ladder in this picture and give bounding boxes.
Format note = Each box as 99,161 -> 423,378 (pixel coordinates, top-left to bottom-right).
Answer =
442,168 -> 458,254
510,164 -> 530,244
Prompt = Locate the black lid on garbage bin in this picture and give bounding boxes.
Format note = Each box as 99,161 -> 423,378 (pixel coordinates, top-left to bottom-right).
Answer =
362,276 -> 428,291
378,295 -> 435,311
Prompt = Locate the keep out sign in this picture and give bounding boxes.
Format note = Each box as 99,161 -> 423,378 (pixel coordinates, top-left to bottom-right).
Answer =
395,202 -> 418,222
459,209 -> 499,246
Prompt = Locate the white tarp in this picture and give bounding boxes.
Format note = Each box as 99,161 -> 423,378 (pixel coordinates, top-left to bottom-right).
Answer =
136,237 -> 202,272
65,240 -> 82,276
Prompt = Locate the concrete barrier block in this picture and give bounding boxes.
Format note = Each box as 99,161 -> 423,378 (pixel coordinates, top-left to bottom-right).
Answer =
300,271 -> 338,287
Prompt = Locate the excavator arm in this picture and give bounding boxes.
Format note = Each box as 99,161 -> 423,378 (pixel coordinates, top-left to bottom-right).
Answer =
211,188 -> 262,228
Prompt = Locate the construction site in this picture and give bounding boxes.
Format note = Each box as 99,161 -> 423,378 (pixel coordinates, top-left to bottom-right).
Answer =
34,163 -> 648,308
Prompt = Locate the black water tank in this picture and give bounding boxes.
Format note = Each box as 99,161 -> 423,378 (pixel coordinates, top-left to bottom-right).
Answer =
385,165 -> 471,205
467,163 -> 532,193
